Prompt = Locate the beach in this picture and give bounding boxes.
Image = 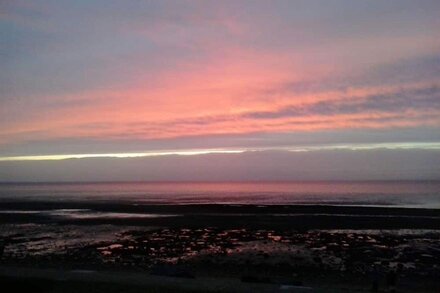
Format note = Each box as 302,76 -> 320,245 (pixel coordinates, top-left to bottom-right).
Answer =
1,195 -> 440,292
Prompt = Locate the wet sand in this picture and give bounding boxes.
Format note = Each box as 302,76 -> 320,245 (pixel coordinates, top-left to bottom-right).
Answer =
1,202 -> 440,292
1,201 -> 440,229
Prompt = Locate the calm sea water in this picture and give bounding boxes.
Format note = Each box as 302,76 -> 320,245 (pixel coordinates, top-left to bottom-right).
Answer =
0,181 -> 440,208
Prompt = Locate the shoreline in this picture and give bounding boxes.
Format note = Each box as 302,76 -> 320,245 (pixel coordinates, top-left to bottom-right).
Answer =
1,202 -> 440,230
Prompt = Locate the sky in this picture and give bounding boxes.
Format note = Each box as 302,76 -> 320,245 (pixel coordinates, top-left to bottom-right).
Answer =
1,0 -> 439,181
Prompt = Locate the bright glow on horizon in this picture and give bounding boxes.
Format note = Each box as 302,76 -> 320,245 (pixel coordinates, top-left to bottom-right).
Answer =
1,142 -> 439,162
0,149 -> 246,161
286,142 -> 440,152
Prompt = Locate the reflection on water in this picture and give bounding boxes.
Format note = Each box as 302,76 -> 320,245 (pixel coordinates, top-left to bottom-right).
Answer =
0,181 -> 440,208
0,209 -> 180,219
0,224 -> 151,256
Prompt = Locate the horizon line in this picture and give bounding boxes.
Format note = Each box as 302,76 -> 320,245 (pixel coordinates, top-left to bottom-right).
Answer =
1,142 -> 440,162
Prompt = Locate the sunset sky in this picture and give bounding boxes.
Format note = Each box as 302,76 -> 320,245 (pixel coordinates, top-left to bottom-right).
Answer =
1,1 -> 439,181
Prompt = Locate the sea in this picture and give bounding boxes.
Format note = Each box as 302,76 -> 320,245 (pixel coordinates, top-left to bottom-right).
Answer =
1,181 -> 439,208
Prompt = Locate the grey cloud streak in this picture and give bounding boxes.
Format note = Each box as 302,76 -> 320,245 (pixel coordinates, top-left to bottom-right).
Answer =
245,85 -> 440,120
90,84 -> 440,135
